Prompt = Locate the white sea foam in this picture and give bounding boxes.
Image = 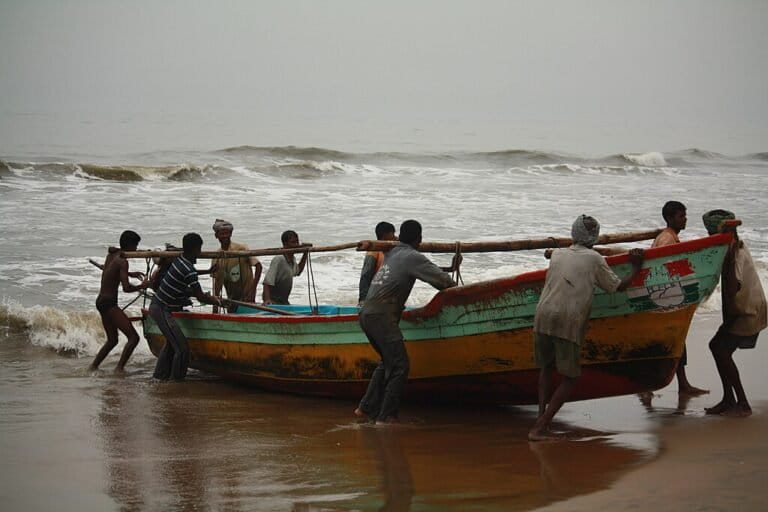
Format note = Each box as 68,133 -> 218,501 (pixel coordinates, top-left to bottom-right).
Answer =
622,151 -> 667,167
0,300 -> 153,359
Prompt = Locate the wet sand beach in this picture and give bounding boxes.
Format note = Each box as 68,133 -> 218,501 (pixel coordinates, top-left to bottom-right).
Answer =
1,311 -> 766,511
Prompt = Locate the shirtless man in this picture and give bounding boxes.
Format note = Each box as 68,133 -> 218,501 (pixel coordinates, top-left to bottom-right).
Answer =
90,230 -> 151,372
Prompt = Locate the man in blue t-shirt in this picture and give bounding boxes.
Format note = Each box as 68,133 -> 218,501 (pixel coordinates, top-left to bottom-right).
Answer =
150,232 -> 222,381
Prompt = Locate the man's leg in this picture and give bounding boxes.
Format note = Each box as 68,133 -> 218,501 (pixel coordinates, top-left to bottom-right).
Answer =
533,333 -> 556,418
721,351 -> 751,417
113,309 -> 141,371
538,365 -> 554,418
529,338 -> 580,441
150,302 -> 175,380
357,361 -> 385,419
91,309 -> 119,370
676,345 -> 708,395
167,318 -> 190,381
375,322 -> 409,424
529,376 -> 579,441
356,316 -> 386,419
705,330 -> 737,414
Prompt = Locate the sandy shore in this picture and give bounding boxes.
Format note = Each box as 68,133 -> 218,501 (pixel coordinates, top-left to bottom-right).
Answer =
2,310 -> 766,511
539,315 -> 768,512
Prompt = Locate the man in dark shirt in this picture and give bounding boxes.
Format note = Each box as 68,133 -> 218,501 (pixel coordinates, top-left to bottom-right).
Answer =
150,232 -> 222,381
358,221 -> 397,307
354,219 -> 461,424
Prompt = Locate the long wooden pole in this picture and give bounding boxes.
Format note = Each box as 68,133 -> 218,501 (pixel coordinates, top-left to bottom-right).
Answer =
356,229 -> 663,253
122,241 -> 359,259
121,229 -> 662,259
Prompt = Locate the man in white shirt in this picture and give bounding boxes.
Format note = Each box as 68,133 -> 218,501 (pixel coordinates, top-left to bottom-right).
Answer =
529,215 -> 644,441
703,210 -> 767,417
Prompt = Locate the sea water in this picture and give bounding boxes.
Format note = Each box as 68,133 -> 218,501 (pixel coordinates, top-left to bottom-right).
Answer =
1,143 -> 767,511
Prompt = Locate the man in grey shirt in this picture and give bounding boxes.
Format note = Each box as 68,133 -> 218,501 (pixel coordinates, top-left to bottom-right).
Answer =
263,230 -> 311,305
355,219 -> 461,424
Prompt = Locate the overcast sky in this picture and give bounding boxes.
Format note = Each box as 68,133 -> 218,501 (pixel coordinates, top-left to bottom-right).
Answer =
1,1 -> 766,154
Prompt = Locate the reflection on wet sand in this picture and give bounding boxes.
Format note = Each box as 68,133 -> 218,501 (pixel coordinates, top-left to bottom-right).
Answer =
293,410 -> 656,512
94,375 -> 656,512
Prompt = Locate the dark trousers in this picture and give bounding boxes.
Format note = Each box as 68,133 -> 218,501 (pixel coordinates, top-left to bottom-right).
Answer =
149,299 -> 190,381
358,312 -> 410,422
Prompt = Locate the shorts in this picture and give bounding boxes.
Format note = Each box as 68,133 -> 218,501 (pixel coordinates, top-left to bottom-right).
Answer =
709,327 -> 760,352
96,296 -> 118,315
534,332 -> 581,378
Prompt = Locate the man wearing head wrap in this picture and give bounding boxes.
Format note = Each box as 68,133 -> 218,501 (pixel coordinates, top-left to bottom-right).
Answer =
650,201 -> 708,396
702,210 -> 766,417
529,215 -> 645,441
212,219 -> 262,311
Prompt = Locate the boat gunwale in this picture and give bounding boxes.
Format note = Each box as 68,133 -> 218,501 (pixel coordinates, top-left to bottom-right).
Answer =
162,233 -> 732,325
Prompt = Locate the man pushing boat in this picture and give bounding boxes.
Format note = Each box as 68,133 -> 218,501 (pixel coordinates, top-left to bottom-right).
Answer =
529,215 -> 645,441
90,230 -> 151,372
355,219 -> 461,425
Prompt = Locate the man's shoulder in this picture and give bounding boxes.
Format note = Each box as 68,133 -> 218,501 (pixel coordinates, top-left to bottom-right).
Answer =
230,241 -> 249,251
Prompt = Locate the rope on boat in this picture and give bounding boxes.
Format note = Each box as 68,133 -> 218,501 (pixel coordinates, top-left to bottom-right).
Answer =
305,251 -> 320,314
452,241 -> 464,286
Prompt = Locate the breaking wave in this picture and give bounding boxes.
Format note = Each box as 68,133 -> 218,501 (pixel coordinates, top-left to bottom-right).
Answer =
618,152 -> 668,167
0,161 -> 215,182
0,302 -> 152,359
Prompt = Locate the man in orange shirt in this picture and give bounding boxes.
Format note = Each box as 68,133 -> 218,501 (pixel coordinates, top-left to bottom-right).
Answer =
358,222 -> 397,307
652,201 -> 708,396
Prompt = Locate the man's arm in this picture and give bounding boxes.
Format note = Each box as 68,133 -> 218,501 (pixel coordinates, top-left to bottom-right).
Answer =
119,259 -> 150,293
295,244 -> 312,276
212,263 -> 224,313
262,284 -> 274,304
190,282 -> 222,307
411,253 -> 457,290
615,249 -> 645,292
262,259 -> 278,304
721,243 -> 740,327
247,261 -> 262,303
439,253 -> 463,272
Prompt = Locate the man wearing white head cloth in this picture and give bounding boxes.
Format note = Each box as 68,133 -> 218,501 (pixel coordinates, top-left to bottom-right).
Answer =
212,219 -> 262,311
528,215 -> 645,441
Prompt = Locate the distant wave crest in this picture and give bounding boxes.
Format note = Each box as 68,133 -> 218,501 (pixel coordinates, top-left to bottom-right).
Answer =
216,145 -> 352,161
618,152 -> 667,167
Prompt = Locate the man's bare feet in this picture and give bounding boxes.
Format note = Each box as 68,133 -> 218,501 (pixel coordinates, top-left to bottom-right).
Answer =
353,407 -> 366,418
374,418 -> 399,426
528,429 -> 565,442
679,385 -> 709,396
722,404 -> 752,418
705,400 -> 735,415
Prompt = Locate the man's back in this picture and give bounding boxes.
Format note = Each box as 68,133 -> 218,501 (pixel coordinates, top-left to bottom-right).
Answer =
363,243 -> 455,316
98,250 -> 124,299
534,245 -> 621,343
727,242 -> 767,336
155,256 -> 198,308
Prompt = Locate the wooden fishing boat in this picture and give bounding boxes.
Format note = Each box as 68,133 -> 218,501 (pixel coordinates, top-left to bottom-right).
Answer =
140,231 -> 733,405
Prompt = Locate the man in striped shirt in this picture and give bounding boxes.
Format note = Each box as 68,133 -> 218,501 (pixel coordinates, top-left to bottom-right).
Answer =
150,232 -> 222,381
